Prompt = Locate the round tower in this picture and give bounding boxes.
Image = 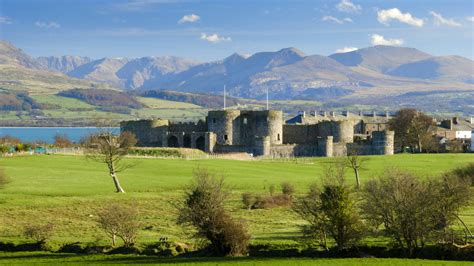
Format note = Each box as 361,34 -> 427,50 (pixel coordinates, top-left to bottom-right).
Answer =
266,110 -> 283,145
372,130 -> 395,155
334,120 -> 354,143
207,110 -> 240,145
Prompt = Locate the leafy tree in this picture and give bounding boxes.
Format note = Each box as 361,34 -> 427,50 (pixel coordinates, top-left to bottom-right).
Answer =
388,108 -> 434,152
83,131 -> 137,193
176,167 -> 250,256
293,163 -> 364,250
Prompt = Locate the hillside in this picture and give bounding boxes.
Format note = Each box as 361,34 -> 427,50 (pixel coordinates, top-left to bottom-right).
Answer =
0,40 -> 473,118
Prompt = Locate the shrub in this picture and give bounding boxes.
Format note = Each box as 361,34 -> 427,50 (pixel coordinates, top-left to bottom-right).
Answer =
281,182 -> 295,197
97,203 -> 140,247
177,167 -> 250,256
23,223 -> 54,247
451,163 -> 474,186
0,169 -> 10,189
54,134 -> 73,148
242,193 -> 255,210
293,163 -> 363,250
269,184 -> 275,196
362,168 -> 471,256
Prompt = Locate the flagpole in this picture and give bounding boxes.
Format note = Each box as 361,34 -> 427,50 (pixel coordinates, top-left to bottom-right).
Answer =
224,85 -> 226,110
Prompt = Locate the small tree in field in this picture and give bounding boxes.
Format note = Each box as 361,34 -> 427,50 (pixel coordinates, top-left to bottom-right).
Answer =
177,167 -> 250,256
24,223 -> 54,247
97,203 -> 140,247
293,163 -> 364,250
83,131 -> 137,193
346,150 -> 367,190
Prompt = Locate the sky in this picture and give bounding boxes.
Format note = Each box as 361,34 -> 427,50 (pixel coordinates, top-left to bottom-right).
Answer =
0,0 -> 473,61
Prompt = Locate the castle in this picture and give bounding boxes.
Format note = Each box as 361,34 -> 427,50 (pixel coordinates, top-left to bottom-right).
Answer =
120,110 -> 394,157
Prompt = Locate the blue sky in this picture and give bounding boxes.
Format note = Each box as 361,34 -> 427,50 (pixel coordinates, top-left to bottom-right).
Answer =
0,0 -> 473,61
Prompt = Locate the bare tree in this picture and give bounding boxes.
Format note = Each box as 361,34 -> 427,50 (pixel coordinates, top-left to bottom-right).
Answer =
97,203 -> 140,247
83,131 -> 137,193
54,134 -> 72,148
346,150 -> 367,190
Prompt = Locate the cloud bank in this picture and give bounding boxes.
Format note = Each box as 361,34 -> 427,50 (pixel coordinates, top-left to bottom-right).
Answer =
200,33 -> 231,43
178,14 -> 200,24
370,34 -> 404,46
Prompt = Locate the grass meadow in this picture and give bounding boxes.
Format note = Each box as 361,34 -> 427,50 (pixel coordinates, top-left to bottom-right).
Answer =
0,153 -> 472,264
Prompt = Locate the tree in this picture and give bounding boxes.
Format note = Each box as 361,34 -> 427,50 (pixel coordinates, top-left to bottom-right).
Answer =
97,203 -> 140,247
293,163 -> 364,250
346,150 -> 367,190
83,131 -> 137,193
388,108 -> 434,153
54,134 -> 72,148
176,167 -> 250,256
361,168 -> 471,255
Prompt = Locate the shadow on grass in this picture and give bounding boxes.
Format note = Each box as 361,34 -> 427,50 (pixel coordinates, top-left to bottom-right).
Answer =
0,252 -> 288,264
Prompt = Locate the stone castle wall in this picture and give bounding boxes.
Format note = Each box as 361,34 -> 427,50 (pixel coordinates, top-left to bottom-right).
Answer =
121,110 -> 394,157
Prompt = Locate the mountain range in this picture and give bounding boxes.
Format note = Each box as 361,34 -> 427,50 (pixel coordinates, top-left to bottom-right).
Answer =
0,40 -> 473,103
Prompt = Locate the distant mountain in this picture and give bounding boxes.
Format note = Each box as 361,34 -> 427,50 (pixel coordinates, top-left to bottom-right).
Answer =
387,56 -> 474,83
67,58 -> 131,88
37,55 -> 92,73
0,40 -> 473,104
0,41 -> 111,94
0,41 -> 43,69
329,45 -> 432,73
66,56 -> 199,90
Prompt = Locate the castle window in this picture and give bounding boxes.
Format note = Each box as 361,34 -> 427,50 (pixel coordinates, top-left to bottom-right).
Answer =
277,134 -> 280,141
243,118 -> 248,125
213,118 -> 216,124
224,135 -> 228,141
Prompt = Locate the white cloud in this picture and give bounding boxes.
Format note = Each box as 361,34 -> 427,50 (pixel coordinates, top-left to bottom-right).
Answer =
35,21 -> 60,28
336,0 -> 361,13
370,34 -> 404,46
178,14 -> 200,24
0,16 -> 12,24
335,47 -> 358,53
200,33 -> 231,43
377,8 -> 424,27
468,17 -> 474,22
322,16 -> 353,24
429,11 -> 461,27
114,0 -> 183,11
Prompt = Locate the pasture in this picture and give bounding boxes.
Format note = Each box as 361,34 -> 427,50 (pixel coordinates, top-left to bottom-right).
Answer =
0,153 -> 472,264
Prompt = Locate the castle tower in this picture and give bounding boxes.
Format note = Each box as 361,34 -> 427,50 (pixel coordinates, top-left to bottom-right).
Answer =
253,136 -> 271,156
334,120 -> 354,143
371,130 -> 395,155
207,110 -> 240,145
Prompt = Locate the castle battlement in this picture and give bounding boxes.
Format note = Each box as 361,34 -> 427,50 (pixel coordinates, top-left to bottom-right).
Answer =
121,110 -> 394,157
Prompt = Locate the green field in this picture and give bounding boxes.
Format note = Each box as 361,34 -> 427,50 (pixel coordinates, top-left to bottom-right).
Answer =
0,252 -> 471,265
0,154 -> 472,264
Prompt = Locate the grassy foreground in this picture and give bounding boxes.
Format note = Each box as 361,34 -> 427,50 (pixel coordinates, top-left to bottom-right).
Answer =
0,252 -> 472,265
0,153 -> 472,265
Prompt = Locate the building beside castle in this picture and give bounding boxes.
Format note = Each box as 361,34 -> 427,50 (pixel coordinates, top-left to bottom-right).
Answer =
121,110 -> 395,157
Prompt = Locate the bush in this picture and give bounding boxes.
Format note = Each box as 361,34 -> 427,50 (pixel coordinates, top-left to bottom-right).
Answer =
54,134 -> 73,148
177,167 -> 250,256
281,182 -> 295,197
451,163 -> 474,186
0,168 -> 10,189
97,203 -> 140,247
242,193 -> 255,210
362,168 -> 472,256
23,223 -> 54,248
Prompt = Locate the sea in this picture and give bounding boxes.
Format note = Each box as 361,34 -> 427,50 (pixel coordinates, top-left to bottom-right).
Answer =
0,127 -> 120,144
